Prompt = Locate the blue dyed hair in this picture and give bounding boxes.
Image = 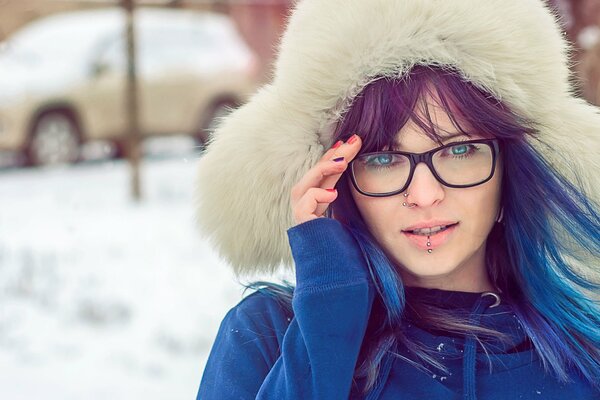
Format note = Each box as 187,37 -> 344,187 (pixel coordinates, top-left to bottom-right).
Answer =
248,65 -> 600,393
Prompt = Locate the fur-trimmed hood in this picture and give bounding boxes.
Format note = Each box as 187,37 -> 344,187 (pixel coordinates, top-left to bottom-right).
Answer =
194,0 -> 600,276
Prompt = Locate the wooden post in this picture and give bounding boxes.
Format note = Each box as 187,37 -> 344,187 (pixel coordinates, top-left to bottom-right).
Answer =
123,0 -> 142,201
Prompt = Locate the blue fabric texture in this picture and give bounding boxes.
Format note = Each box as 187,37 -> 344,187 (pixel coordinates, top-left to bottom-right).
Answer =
197,218 -> 599,399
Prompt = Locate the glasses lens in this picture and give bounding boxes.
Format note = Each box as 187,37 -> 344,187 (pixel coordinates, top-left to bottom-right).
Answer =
432,142 -> 493,185
352,153 -> 411,194
352,142 -> 494,194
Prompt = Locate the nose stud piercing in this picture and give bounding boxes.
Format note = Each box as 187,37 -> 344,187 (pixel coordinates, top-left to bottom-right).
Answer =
403,192 -> 433,254
402,192 -> 416,208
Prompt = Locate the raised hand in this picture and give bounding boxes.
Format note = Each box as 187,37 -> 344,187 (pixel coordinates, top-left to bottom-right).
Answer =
290,134 -> 362,225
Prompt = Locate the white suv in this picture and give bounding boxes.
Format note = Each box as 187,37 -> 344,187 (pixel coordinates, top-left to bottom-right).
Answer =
0,7 -> 259,166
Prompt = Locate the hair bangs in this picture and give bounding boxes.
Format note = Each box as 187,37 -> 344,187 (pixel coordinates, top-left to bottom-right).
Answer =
334,65 -> 537,155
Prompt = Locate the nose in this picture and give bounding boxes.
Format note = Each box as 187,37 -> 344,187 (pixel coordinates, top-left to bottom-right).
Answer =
404,162 -> 445,207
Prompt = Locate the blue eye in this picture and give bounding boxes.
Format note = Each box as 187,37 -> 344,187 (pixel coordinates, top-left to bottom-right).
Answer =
366,154 -> 393,166
452,145 -> 469,155
361,153 -> 408,171
441,143 -> 479,159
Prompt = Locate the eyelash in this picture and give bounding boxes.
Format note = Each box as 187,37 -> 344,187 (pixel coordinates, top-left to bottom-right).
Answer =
385,138 -> 473,152
448,138 -> 472,144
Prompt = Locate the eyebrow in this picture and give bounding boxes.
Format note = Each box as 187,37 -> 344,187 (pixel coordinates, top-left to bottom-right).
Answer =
440,132 -> 471,141
393,132 -> 471,149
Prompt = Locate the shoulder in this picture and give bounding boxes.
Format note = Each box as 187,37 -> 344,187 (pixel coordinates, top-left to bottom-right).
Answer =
218,288 -> 294,358
198,289 -> 295,399
231,288 -> 294,330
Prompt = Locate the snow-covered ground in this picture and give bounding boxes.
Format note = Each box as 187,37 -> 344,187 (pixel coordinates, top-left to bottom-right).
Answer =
0,139 -> 288,399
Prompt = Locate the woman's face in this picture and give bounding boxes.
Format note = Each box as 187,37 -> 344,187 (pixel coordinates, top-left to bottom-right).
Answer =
350,95 -> 503,292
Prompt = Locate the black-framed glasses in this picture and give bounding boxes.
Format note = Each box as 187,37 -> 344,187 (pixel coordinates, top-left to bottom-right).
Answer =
348,139 -> 500,197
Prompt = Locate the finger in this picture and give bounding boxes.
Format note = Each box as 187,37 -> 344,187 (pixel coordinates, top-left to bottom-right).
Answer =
317,140 -> 344,164
293,187 -> 338,224
314,200 -> 332,218
290,139 -> 344,203
291,157 -> 347,203
319,134 -> 363,190
291,134 -> 364,203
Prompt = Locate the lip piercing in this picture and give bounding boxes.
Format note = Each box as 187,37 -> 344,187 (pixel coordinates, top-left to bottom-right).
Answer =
403,192 -> 433,254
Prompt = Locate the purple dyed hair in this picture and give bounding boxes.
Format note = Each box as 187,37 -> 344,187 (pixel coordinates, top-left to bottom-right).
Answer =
326,64 -> 600,392
247,64 -> 600,394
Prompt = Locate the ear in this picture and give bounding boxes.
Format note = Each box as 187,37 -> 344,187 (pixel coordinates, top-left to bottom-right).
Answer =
496,206 -> 504,224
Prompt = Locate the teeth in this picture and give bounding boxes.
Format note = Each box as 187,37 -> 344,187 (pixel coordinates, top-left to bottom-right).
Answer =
411,225 -> 450,235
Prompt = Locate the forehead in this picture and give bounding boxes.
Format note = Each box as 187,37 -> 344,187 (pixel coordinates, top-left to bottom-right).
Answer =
392,90 -> 481,151
392,130 -> 473,151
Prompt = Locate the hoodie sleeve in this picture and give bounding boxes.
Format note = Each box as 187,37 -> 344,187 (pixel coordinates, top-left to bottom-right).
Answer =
197,294 -> 290,400
257,217 -> 375,399
197,217 -> 375,400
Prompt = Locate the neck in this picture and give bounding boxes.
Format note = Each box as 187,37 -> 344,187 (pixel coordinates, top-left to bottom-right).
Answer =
399,245 -> 496,293
402,276 -> 496,293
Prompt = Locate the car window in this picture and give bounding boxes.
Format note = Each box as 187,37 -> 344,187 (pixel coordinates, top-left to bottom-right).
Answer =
92,27 -> 223,77
6,12 -> 119,64
140,29 -> 205,69
138,26 -> 234,75
95,36 -> 126,73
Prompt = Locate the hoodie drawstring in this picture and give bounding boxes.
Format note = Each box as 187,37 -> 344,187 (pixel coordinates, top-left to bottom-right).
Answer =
462,292 -> 501,400
366,291 -> 501,400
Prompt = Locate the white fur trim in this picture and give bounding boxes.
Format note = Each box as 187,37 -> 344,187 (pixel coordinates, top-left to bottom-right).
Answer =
194,0 -> 600,275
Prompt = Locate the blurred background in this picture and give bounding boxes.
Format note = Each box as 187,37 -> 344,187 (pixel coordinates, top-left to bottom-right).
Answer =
0,0 -> 598,399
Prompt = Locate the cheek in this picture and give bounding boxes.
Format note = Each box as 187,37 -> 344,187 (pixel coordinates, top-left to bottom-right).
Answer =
351,189 -> 401,238
350,175 -> 503,244
469,177 -> 503,232
473,195 -> 499,234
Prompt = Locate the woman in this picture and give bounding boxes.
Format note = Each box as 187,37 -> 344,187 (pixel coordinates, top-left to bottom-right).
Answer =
195,0 -> 600,398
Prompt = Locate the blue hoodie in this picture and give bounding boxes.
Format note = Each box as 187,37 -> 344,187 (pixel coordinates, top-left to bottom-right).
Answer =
197,218 -> 599,399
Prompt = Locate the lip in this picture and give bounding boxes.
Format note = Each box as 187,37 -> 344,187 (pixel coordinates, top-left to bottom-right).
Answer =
403,220 -> 458,231
402,223 -> 459,250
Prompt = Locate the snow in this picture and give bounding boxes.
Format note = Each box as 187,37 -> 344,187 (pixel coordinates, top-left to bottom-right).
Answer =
0,141 -> 285,399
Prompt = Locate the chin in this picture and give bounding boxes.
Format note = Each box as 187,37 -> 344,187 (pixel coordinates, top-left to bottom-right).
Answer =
393,251 -> 461,280
402,264 -> 458,280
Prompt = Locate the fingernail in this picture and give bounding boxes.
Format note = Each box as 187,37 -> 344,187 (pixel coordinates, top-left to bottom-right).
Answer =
348,134 -> 359,144
333,157 -> 344,162
326,188 -> 337,192
331,140 -> 343,149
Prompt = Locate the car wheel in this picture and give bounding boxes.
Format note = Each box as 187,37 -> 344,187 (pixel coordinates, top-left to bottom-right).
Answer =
196,100 -> 236,149
26,111 -> 81,166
